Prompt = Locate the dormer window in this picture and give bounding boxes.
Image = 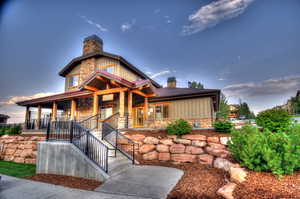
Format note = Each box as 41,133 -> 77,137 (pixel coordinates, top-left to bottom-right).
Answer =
68,75 -> 79,88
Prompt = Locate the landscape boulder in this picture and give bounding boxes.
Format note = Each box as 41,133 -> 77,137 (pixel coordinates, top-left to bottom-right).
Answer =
143,151 -> 158,160
143,137 -> 159,145
213,158 -> 234,171
229,167 -> 248,183
170,144 -> 185,154
217,182 -> 237,199
139,144 -> 155,154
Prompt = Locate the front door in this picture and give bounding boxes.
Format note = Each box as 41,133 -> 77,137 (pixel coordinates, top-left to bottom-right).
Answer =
134,107 -> 144,128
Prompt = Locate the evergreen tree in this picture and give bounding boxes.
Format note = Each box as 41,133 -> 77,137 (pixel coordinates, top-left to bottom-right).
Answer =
237,100 -> 255,119
216,93 -> 230,119
188,81 -> 204,89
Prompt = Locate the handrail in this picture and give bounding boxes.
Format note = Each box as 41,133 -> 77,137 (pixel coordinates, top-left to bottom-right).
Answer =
102,113 -> 135,164
46,120 -> 109,173
79,113 -> 101,131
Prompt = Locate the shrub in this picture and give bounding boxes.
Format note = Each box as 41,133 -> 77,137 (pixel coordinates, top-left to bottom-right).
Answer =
0,125 -> 22,136
213,120 -> 233,133
166,119 -> 192,137
229,124 -> 300,175
256,109 -> 292,133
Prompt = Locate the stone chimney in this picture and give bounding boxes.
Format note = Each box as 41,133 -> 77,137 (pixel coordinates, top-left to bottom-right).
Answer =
83,35 -> 103,55
167,77 -> 176,88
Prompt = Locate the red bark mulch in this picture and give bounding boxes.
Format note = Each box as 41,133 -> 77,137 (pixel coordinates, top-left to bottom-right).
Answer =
234,170 -> 300,199
25,174 -> 102,191
140,160 -> 227,199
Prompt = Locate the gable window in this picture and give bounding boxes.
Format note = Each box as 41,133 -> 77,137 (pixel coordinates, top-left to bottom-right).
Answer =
68,75 -> 79,88
104,66 -> 113,74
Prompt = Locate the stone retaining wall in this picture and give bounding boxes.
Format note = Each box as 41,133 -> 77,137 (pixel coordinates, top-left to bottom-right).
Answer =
0,135 -> 45,164
121,133 -> 231,166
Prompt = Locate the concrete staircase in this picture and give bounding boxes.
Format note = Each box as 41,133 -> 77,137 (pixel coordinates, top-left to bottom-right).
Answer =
91,130 -> 134,177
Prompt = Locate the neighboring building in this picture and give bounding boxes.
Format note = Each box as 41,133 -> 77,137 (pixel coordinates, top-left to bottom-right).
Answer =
228,104 -> 239,119
275,90 -> 300,114
17,35 -> 220,129
0,114 -> 9,124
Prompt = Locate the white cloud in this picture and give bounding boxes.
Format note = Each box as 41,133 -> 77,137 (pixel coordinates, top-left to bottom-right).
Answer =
150,70 -> 171,79
79,15 -> 108,32
121,19 -> 136,32
223,75 -> 300,98
182,0 -> 255,35
0,93 -> 56,105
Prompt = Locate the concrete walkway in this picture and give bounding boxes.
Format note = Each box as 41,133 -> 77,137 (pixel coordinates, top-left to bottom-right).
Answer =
95,166 -> 184,199
0,166 -> 183,199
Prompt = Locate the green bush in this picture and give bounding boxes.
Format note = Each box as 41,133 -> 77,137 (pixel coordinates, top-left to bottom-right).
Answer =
213,120 -> 234,133
0,125 -> 22,136
166,119 -> 192,137
256,109 -> 292,133
229,124 -> 300,175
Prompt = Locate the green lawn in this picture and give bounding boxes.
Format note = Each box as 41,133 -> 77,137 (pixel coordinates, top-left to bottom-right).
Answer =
0,160 -> 36,178
292,115 -> 300,118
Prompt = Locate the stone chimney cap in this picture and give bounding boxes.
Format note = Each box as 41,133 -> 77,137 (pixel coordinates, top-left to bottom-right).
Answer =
167,77 -> 176,82
84,35 -> 103,44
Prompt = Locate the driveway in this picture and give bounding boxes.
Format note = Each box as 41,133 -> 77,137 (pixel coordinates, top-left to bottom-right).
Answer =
0,166 -> 183,199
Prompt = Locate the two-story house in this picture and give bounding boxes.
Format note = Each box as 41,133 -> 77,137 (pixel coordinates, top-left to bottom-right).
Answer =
17,35 -> 220,129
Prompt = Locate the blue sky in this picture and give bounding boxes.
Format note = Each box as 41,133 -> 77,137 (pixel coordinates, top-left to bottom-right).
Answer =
0,0 -> 300,122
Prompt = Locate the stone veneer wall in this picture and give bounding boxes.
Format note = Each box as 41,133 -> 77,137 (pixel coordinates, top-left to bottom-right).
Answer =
0,135 -> 45,164
121,133 -> 231,166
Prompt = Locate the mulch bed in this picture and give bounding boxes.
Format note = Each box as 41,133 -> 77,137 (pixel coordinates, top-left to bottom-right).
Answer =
234,170 -> 300,199
139,160 -> 227,199
25,174 -> 102,190
124,129 -> 230,139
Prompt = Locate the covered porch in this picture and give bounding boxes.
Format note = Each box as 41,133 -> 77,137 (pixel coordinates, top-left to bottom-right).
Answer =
18,71 -> 156,130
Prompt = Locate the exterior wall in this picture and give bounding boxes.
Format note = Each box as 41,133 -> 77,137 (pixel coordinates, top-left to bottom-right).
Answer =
64,57 -> 141,91
65,64 -> 81,91
147,97 -> 214,128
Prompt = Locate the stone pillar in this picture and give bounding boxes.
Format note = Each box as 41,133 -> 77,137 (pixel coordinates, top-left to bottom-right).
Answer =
37,105 -> 42,129
52,102 -> 57,121
71,99 -> 77,121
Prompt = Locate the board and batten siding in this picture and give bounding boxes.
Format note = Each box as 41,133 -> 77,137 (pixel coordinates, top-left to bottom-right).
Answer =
168,97 -> 212,119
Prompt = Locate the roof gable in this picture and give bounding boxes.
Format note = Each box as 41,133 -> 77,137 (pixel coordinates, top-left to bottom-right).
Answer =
59,51 -> 161,88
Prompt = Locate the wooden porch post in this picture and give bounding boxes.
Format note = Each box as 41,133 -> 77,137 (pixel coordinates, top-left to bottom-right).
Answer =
119,91 -> 125,117
37,105 -> 42,129
71,99 -> 77,120
128,91 -> 132,118
25,106 -> 30,123
52,102 -> 57,121
144,97 -> 148,121
93,93 -> 99,115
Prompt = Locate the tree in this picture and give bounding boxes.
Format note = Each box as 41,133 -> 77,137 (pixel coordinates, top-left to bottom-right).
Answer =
188,81 -> 204,89
237,100 -> 255,119
216,93 -> 230,119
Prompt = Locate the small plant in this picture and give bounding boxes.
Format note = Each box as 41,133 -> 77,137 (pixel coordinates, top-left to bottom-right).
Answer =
256,109 -> 292,133
213,120 -> 233,133
166,119 -> 192,137
0,125 -> 22,136
229,124 -> 300,175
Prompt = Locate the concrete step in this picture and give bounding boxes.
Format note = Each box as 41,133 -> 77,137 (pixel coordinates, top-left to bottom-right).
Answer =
107,152 -> 134,177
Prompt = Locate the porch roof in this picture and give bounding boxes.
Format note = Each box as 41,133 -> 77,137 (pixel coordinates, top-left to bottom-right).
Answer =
16,90 -> 93,106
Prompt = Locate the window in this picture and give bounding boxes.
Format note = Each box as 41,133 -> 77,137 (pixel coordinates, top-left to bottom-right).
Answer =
149,104 -> 169,120
104,66 -> 113,74
68,75 -> 79,88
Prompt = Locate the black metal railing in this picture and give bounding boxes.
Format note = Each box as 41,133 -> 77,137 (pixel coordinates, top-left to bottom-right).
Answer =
46,120 -> 109,173
79,114 -> 101,131
102,113 -> 135,164
25,118 -> 50,130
